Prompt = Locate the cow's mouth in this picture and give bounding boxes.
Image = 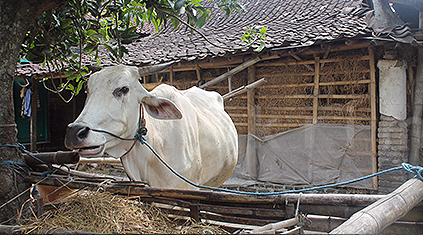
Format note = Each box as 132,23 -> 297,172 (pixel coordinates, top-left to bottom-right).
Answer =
78,144 -> 105,156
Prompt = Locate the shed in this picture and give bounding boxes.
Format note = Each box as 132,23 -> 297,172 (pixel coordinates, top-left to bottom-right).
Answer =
15,0 -> 423,194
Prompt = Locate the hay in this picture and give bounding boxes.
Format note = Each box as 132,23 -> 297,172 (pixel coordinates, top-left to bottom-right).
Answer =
25,191 -> 228,234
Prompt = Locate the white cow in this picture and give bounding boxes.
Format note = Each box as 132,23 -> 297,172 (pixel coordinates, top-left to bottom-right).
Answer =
65,64 -> 238,189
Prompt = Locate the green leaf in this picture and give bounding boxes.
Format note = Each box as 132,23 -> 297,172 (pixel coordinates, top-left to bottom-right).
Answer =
196,10 -> 210,28
255,41 -> 265,52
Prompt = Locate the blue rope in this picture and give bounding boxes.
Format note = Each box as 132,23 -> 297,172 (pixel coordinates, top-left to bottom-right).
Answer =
91,128 -> 423,195
138,136 -> 422,195
0,143 -> 52,174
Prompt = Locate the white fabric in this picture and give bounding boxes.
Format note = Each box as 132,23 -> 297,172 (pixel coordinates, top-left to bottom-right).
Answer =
225,124 -> 373,189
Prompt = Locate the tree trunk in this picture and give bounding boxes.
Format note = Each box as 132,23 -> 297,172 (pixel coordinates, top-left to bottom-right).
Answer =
0,0 -> 67,224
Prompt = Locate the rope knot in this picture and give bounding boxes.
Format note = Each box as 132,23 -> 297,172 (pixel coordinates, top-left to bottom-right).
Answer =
402,163 -> 423,180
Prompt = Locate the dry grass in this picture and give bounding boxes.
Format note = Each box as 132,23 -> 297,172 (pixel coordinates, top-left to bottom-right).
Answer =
25,191 -> 228,234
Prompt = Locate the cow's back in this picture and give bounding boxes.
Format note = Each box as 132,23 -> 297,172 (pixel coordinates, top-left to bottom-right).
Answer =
149,85 -> 238,187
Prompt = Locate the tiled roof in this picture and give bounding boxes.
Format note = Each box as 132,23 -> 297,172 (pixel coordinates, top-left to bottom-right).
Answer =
16,0 -> 370,76
124,0 -> 370,65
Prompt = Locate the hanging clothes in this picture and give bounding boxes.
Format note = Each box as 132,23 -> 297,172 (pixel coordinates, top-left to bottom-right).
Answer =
21,86 -> 32,117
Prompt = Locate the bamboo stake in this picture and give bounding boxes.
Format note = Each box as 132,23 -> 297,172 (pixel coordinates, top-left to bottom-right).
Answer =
329,178 -> 423,234
199,56 -> 262,89
223,77 -> 267,100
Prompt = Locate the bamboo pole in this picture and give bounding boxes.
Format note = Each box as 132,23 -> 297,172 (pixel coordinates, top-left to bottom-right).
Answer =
313,57 -> 320,124
223,77 -> 267,100
409,47 -> 423,173
199,56 -> 262,89
78,157 -> 122,165
368,46 -> 378,189
249,217 -> 299,234
23,151 -> 79,166
247,65 -> 257,134
27,174 -> 389,205
30,77 -> 38,152
329,178 -> 423,234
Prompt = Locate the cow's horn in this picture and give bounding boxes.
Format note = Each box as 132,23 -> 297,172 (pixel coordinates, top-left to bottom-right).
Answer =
138,61 -> 175,76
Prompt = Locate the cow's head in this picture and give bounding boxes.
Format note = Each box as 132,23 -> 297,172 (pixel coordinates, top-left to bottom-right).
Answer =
65,63 -> 182,157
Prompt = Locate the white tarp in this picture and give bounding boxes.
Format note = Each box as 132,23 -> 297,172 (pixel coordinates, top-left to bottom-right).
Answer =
224,124 -> 373,189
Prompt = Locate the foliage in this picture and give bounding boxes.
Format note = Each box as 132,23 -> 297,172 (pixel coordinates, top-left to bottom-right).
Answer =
21,0 -> 263,102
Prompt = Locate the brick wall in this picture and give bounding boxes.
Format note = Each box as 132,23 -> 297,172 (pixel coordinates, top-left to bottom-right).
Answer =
377,115 -> 409,194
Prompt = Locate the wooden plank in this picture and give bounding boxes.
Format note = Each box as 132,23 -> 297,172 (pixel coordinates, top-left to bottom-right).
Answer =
368,46 -> 378,190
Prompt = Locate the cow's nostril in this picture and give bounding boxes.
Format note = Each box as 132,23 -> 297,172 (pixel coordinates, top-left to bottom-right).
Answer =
77,126 -> 90,140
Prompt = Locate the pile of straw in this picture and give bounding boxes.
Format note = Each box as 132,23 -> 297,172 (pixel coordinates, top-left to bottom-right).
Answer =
26,191 -> 228,234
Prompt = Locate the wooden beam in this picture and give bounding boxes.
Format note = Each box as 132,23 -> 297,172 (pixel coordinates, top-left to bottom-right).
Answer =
199,57 -> 262,89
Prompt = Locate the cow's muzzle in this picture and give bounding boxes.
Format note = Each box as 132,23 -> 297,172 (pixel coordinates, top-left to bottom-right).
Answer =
65,123 -> 105,156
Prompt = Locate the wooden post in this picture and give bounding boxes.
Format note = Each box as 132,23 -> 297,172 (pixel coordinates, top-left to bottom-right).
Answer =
247,65 -> 256,134
30,77 -> 38,152
369,46 -> 378,189
330,177 -> 423,234
169,67 -> 174,86
195,65 -> 202,84
313,57 -> 320,124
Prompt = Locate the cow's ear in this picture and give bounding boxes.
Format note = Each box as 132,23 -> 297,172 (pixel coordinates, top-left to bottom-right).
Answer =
141,96 -> 182,120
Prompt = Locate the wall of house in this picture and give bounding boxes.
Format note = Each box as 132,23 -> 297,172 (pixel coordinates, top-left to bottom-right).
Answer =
37,90 -> 86,152
377,115 -> 409,194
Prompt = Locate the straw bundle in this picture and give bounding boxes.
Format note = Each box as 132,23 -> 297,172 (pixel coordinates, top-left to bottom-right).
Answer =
25,191 -> 228,234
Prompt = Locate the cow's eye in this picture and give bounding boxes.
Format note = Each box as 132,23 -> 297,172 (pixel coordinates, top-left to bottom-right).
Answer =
113,86 -> 129,97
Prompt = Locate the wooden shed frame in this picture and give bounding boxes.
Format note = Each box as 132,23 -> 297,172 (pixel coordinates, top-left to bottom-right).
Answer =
142,41 -> 380,188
